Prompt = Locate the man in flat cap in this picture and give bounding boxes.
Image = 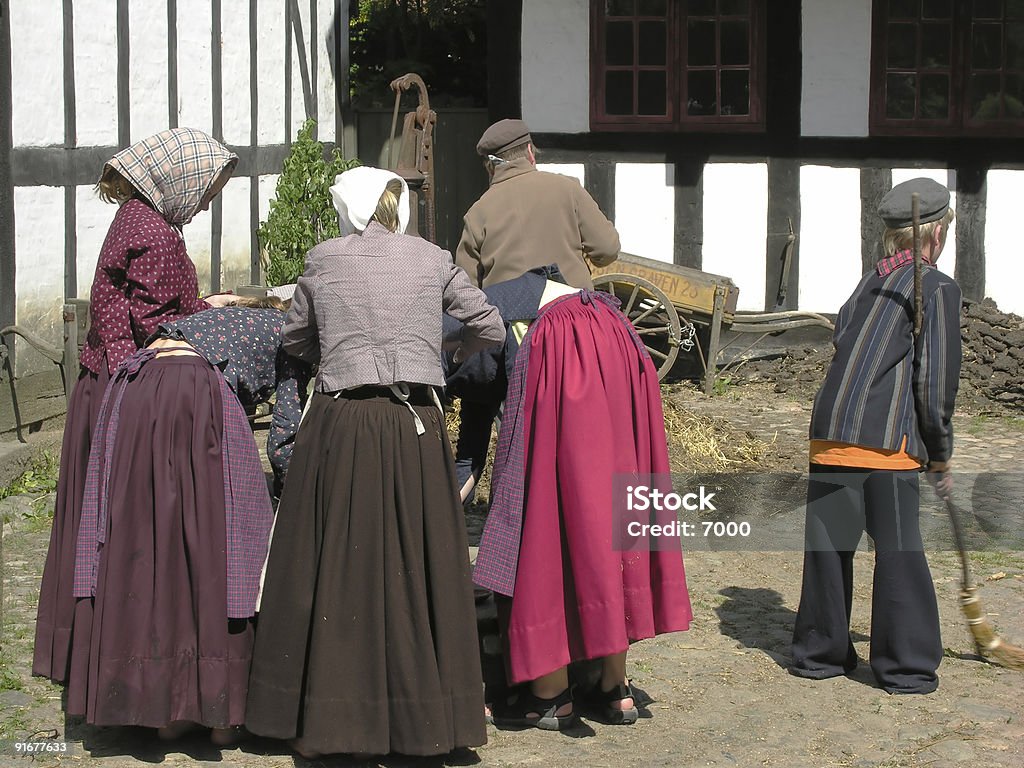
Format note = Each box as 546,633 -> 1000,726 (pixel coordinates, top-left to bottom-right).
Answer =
455,118 -> 620,289
450,119 -> 621,505
791,177 -> 962,695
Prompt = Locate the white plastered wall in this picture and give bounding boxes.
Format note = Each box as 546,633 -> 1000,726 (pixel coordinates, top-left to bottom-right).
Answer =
615,164 -> 674,264
802,0 -> 872,137
798,166 -> 864,312
9,0 -> 338,374
521,0 -> 590,133
74,0 -> 118,146
984,171 -> 1024,315
13,187 -> 65,366
536,164 -> 585,185
10,1 -> 64,147
222,1 -> 251,146
702,164 -> 768,311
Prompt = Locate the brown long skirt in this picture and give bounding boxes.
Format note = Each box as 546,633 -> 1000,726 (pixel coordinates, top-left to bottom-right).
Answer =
246,390 -> 486,757
81,356 -> 253,727
33,364 -> 109,706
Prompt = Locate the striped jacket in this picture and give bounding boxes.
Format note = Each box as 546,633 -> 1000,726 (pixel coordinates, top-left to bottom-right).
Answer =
809,263 -> 962,465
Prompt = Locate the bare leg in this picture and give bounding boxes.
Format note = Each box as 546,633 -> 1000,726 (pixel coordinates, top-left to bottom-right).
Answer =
530,666 -> 572,717
600,652 -> 634,710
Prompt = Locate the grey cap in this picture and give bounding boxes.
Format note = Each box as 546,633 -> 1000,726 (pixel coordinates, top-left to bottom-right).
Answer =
476,119 -> 532,156
878,178 -> 950,229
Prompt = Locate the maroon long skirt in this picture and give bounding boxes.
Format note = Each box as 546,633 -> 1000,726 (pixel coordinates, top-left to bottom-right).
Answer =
246,390 -> 486,757
78,356 -> 253,727
33,364 -> 109,701
501,296 -> 693,684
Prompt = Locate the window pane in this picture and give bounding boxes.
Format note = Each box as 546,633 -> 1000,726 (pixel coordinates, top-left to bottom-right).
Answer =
1006,74 -> 1024,115
1008,23 -> 1024,68
886,73 -> 917,118
973,0 -> 1002,20
606,0 -> 635,16
721,21 -> 750,65
922,0 -> 952,18
969,73 -> 1003,118
637,0 -> 667,14
688,20 -> 717,65
889,0 -> 919,20
1010,0 -> 1024,21
606,21 -> 635,66
920,73 -> 950,117
688,0 -> 716,16
921,23 -> 952,67
721,70 -> 750,115
972,23 -> 1004,69
638,70 -> 668,115
606,71 -> 634,115
720,0 -> 750,14
639,21 -> 667,65
888,24 -> 918,69
688,70 -> 718,115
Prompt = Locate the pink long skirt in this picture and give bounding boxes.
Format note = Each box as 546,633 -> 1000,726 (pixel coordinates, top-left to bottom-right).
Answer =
502,295 -> 692,684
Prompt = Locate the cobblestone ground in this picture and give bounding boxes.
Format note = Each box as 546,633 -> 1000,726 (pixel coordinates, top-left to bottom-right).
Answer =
2,387 -> 1022,768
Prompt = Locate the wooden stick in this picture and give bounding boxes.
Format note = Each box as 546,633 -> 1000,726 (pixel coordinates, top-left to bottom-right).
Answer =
912,192 -> 923,338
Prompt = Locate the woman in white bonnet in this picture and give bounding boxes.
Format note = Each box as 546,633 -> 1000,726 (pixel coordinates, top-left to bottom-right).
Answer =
246,166 -> 504,759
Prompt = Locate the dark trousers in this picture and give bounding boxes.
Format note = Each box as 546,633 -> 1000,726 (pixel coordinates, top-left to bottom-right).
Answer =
454,399 -> 502,500
791,465 -> 942,694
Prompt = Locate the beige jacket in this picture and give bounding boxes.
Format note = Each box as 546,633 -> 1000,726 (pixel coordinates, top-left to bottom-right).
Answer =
455,158 -> 620,289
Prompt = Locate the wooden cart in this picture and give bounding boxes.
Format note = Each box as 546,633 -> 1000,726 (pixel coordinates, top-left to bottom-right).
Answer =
591,252 -> 834,394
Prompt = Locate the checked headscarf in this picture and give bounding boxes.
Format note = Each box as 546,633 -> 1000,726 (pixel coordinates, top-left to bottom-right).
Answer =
103,127 -> 238,227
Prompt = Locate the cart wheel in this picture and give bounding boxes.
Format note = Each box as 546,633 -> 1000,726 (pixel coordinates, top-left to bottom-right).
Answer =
594,273 -> 682,380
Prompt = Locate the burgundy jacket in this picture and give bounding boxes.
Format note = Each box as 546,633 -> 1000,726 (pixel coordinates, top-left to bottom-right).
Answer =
80,199 -> 211,374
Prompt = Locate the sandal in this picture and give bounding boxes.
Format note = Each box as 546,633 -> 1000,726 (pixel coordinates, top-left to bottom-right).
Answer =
491,687 -> 575,731
579,681 -> 639,725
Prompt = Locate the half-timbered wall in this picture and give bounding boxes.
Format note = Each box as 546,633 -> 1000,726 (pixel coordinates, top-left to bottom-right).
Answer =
518,0 -> 1024,318
2,0 -> 348,374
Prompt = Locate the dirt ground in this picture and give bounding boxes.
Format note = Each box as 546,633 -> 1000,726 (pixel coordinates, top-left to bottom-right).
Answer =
2,369 -> 1023,767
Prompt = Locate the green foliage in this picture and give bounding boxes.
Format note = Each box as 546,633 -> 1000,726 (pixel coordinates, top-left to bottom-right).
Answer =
711,375 -> 734,397
0,650 -> 23,692
0,451 -> 58,502
350,0 -> 487,107
258,119 -> 359,287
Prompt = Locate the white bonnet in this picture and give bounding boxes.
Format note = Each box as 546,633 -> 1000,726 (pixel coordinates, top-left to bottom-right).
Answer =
329,166 -> 410,235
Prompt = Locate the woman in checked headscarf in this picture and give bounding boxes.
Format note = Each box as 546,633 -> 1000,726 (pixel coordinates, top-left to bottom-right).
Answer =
34,128 -> 237,719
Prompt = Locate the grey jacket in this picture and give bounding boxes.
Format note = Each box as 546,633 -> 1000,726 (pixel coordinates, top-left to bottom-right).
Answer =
282,222 -> 505,391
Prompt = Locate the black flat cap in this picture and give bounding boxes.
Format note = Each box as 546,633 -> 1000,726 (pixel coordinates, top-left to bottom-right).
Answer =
476,119 -> 532,156
878,178 -> 950,229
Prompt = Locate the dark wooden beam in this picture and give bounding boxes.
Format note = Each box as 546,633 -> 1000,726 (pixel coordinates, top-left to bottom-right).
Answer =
954,164 -> 987,304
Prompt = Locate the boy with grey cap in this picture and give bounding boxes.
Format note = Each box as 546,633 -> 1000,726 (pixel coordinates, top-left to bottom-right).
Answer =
791,177 -> 962,694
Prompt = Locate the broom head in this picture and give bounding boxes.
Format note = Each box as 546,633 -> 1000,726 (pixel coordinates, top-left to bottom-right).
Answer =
959,587 -> 1024,670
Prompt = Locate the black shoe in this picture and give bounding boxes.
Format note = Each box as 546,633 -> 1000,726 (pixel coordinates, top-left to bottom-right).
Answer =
491,687 -> 576,731
579,681 -> 639,725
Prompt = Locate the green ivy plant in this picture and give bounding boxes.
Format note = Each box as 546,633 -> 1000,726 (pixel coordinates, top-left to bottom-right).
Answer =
259,119 -> 359,286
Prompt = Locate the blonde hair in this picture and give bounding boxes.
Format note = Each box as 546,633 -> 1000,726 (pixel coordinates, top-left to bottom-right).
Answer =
96,167 -> 136,204
231,295 -> 288,311
882,207 -> 955,258
371,178 -> 405,233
